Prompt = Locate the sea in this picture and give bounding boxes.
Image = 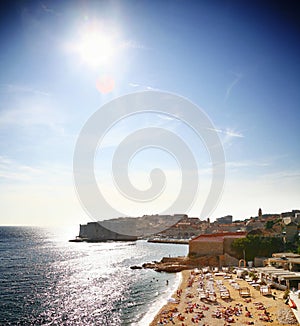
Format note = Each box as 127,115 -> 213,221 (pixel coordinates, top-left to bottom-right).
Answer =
0,226 -> 188,325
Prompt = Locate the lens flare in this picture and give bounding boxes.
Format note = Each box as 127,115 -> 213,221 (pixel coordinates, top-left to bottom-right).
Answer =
96,75 -> 115,94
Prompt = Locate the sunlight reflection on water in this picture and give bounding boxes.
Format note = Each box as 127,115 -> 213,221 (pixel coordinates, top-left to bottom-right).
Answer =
0,227 -> 187,325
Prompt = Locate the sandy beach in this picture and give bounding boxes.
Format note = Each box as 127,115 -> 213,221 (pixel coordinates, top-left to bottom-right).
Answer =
150,269 -> 298,326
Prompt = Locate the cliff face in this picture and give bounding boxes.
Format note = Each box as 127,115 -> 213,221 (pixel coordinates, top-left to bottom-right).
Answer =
79,222 -> 138,241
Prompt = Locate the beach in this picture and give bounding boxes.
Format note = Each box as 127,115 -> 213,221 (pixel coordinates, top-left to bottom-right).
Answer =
150,269 -> 298,326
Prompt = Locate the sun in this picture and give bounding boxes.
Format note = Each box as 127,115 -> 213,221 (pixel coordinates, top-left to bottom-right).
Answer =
77,31 -> 115,67
71,22 -> 119,68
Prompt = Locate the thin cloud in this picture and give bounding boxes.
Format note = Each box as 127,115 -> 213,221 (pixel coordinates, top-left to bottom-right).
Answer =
156,114 -> 178,121
208,127 -> 223,133
128,82 -> 158,91
207,126 -> 244,149
0,104 -> 65,136
208,127 -> 244,138
97,113 -> 180,150
0,83 -> 50,97
40,2 -> 59,15
0,156 -> 42,182
226,160 -> 270,169
0,156 -> 71,183
121,40 -> 148,50
225,72 -> 242,102
225,128 -> 244,138
262,170 -> 300,180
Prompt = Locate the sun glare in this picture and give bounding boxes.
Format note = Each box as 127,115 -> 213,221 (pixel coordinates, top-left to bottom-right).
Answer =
71,22 -> 119,68
78,32 -> 115,67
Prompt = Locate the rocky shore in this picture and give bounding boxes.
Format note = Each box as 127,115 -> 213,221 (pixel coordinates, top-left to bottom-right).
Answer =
132,255 -> 221,273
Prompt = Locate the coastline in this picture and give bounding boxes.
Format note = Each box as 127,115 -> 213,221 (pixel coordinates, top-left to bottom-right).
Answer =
149,270 -> 189,326
147,239 -> 189,245
136,272 -> 182,326
149,269 -> 298,326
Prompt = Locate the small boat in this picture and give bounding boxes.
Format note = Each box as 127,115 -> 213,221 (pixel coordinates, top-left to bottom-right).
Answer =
130,265 -> 142,270
69,236 -> 84,242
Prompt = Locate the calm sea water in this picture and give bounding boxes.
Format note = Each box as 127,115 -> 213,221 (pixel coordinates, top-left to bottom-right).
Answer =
0,226 -> 187,325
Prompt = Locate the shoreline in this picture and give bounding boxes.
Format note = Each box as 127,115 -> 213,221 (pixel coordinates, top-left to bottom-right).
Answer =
147,239 -> 189,245
136,273 -> 183,326
149,269 -> 298,326
149,270 -> 189,326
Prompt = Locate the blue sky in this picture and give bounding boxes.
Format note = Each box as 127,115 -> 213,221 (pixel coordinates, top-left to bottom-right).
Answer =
0,0 -> 299,226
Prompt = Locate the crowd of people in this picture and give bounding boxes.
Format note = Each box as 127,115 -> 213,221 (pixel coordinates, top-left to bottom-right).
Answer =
152,268 -> 295,326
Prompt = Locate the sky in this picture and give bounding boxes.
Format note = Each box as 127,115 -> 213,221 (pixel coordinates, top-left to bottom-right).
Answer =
0,0 -> 299,226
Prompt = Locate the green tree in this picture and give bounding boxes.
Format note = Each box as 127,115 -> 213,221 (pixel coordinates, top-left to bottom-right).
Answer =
231,235 -> 284,260
265,220 -> 275,229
